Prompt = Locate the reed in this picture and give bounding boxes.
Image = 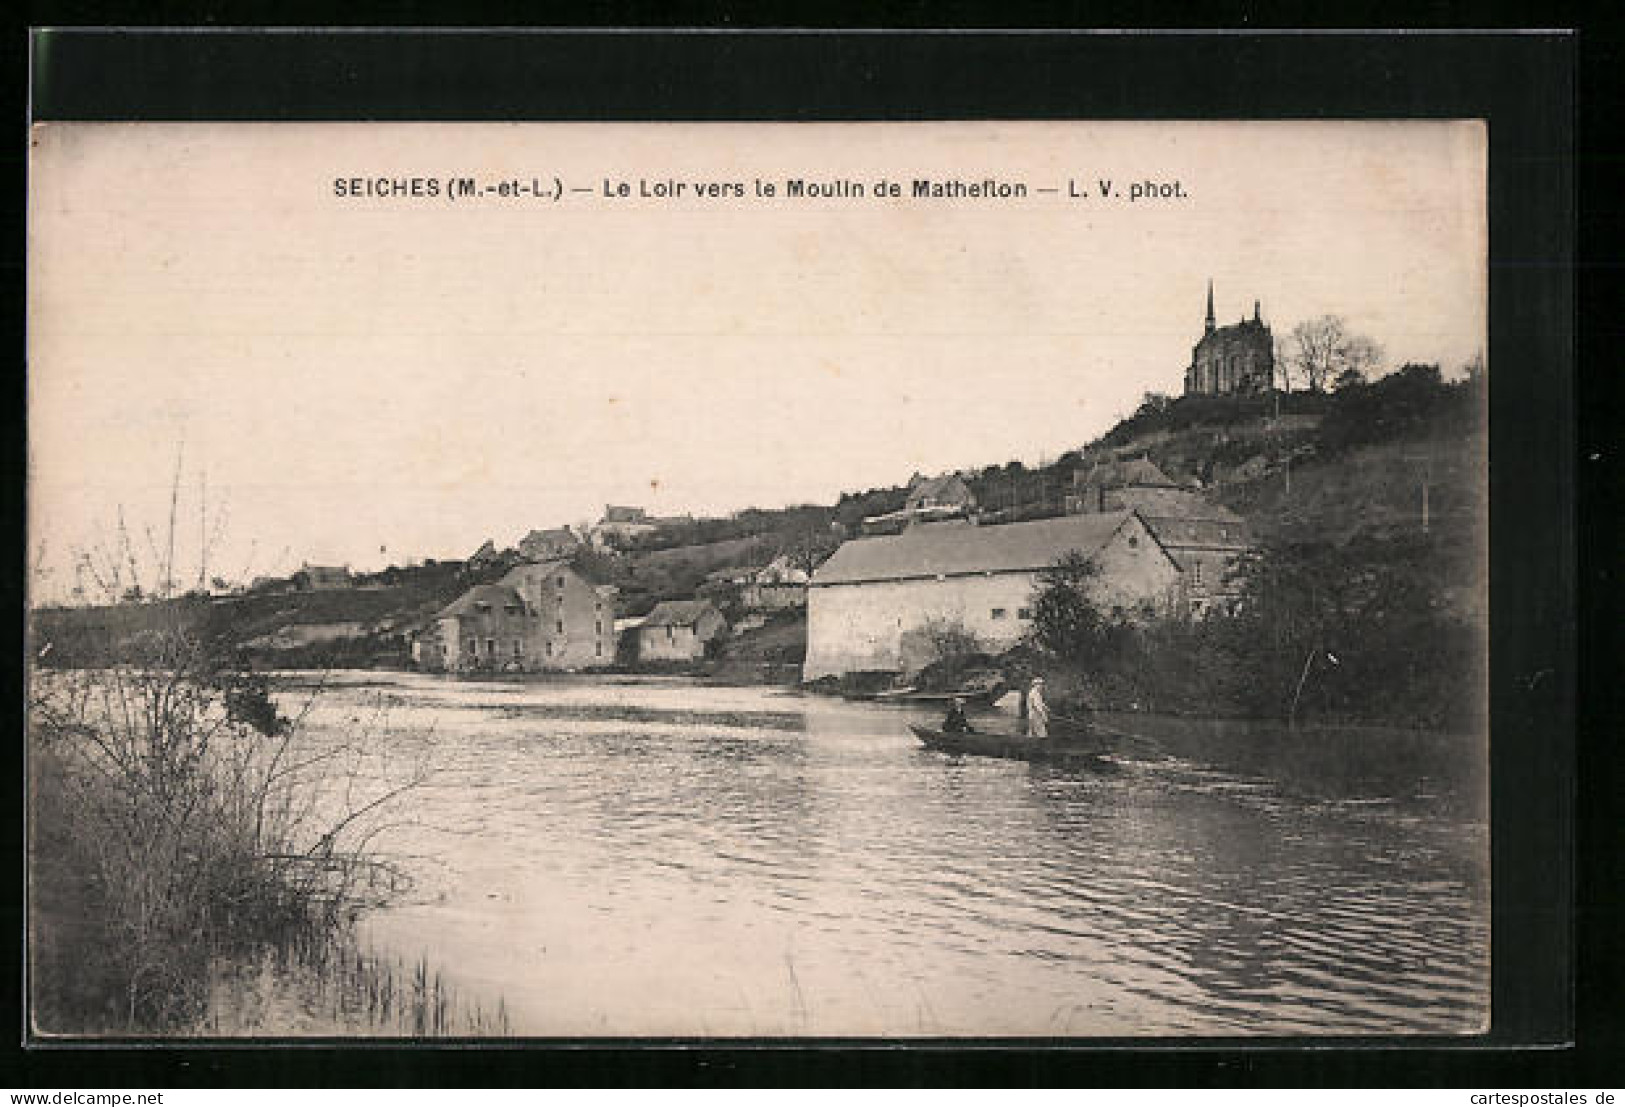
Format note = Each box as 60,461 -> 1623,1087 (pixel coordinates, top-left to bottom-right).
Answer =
201,929 -> 511,1037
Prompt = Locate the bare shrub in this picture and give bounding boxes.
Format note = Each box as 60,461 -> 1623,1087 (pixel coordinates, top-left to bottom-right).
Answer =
28,477 -> 428,1033
898,615 -> 984,675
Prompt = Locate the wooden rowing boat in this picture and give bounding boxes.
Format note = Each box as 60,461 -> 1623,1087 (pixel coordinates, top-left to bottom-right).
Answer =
908,724 -> 1113,766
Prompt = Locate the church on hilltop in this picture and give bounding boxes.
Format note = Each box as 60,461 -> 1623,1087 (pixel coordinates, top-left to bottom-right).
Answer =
1184,281 -> 1275,397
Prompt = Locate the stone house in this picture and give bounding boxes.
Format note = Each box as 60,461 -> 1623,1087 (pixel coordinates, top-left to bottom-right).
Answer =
905,472 -> 976,514
862,471 -> 979,535
419,583 -> 534,672
1184,282 -> 1275,396
591,505 -> 658,549
1066,456 -> 1252,615
416,560 -> 616,672
1138,514 -> 1252,616
743,556 -> 810,610
501,560 -> 618,668
637,599 -> 729,662
698,556 -> 811,613
1066,456 -> 1184,514
517,526 -> 582,562
803,511 -> 1181,680
292,564 -> 352,591
466,540 -> 501,569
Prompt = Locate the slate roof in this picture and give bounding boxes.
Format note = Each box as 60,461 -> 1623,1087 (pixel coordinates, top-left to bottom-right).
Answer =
518,527 -> 580,553
498,560 -> 588,593
641,599 -> 722,628
1076,456 -> 1176,489
811,513 -> 1140,586
1109,486 -> 1245,523
502,558 -> 571,577
906,472 -> 975,508
436,583 -> 528,619
1141,516 -> 1251,552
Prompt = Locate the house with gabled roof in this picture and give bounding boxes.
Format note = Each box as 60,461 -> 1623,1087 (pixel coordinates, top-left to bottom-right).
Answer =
466,539 -> 501,569
292,563 -> 352,591
420,582 -> 534,672
1066,455 -> 1253,615
500,560 -> 617,669
517,526 -> 582,562
637,599 -> 728,662
414,560 -> 617,673
904,471 -> 976,514
862,471 -> 979,535
803,511 -> 1181,680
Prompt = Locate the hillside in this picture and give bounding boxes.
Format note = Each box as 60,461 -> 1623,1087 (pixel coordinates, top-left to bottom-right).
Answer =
32,364 -> 1485,675
1083,367 -> 1483,530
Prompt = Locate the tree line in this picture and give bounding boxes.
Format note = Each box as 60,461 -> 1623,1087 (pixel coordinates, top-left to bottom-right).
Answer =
1026,528 -> 1484,732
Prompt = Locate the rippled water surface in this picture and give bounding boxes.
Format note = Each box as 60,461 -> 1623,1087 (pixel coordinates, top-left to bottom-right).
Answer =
291,672 -> 1488,1037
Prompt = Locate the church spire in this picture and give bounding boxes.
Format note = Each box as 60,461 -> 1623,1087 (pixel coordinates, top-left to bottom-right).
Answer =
1253,299 -> 1262,323
1205,280 -> 1216,333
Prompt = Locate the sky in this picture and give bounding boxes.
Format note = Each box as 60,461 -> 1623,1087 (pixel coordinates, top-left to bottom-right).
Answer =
28,120 -> 1486,598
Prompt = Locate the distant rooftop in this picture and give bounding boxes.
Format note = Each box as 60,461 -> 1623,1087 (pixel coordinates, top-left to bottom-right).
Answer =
641,599 -> 721,628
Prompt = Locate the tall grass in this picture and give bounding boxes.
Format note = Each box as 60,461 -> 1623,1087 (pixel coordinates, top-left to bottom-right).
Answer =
29,639 -> 433,1033
202,932 -> 511,1037
28,482 -> 443,1034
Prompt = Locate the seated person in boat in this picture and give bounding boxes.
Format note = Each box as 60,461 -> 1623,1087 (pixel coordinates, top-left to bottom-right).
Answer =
941,696 -> 973,734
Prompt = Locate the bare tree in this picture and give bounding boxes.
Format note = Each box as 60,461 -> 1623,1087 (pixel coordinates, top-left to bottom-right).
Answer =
1284,315 -> 1385,393
1272,336 -> 1301,392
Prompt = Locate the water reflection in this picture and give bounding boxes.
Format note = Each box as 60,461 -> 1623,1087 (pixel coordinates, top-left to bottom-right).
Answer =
287,673 -> 1488,1037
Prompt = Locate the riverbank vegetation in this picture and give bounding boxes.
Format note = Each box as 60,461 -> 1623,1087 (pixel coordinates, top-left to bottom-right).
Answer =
33,364 -> 1484,730
1023,528 -> 1484,732
27,508 -> 442,1034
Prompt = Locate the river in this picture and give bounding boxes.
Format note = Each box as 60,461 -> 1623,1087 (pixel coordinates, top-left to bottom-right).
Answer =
285,671 -> 1489,1037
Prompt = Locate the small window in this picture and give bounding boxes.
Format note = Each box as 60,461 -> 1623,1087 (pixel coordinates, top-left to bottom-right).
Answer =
485,638 -> 496,656
1193,562 -> 1204,585
1128,534 -> 1139,548
513,640 -> 524,656
991,608 -> 1007,620
467,638 -> 478,655
556,576 -> 566,588
1017,607 -> 1032,620
545,641 -> 553,657
556,619 -> 564,633
667,626 -> 675,641
595,643 -> 603,658
596,620 -> 603,634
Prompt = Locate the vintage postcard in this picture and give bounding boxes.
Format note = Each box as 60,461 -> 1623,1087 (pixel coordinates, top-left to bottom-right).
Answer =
27,121 -> 1488,1038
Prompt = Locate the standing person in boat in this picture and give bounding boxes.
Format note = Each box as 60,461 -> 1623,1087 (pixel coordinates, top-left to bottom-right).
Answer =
941,696 -> 973,734
1026,677 -> 1050,739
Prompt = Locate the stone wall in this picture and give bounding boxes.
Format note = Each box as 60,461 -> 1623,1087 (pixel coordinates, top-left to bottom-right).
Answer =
803,515 -> 1180,679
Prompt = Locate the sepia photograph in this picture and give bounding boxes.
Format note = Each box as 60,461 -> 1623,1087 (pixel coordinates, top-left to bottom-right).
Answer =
26,119 -> 1491,1039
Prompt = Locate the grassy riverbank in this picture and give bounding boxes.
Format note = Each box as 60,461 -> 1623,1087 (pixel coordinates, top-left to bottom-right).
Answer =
31,719 -> 503,1037
28,739 -> 313,1033
25,621 -> 471,1037
202,934 -> 510,1037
